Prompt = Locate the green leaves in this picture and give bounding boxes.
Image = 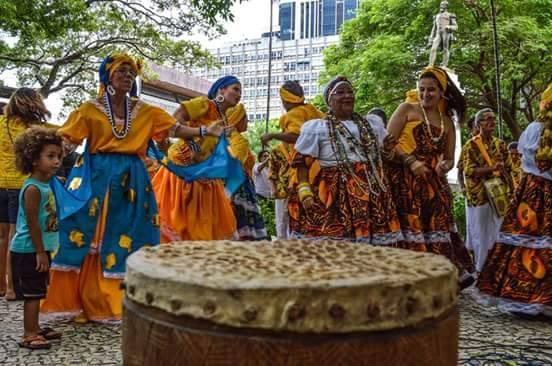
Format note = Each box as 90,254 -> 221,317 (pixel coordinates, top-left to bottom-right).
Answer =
324,0 -> 552,139
0,0 -> 242,109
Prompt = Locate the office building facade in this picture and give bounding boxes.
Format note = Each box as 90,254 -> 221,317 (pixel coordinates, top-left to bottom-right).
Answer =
193,0 -> 358,121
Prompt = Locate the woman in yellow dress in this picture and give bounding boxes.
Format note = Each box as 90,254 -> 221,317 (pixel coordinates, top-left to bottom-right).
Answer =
0,88 -> 51,300
387,66 -> 474,288
41,53 -> 222,322
152,76 -> 242,242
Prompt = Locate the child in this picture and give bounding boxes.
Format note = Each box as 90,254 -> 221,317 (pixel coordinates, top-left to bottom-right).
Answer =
11,127 -> 63,350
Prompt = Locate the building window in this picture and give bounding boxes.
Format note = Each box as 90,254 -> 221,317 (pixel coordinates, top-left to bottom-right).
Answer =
279,2 -> 295,41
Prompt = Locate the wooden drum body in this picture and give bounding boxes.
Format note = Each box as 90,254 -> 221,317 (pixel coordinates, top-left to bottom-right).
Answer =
123,298 -> 458,366
122,240 -> 460,366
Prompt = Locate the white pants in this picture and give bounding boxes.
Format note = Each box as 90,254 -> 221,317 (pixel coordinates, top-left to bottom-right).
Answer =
466,203 -> 503,272
275,198 -> 289,239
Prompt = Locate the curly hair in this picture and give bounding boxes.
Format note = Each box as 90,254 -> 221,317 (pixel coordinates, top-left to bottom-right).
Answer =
14,127 -> 62,175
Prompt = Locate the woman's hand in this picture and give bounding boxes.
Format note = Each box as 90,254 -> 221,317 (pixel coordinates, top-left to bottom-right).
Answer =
261,133 -> 273,146
410,160 -> 430,177
206,120 -> 225,137
435,159 -> 453,177
301,196 -> 314,212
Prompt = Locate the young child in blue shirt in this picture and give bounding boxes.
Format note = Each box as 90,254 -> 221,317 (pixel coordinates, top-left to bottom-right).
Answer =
11,127 -> 63,350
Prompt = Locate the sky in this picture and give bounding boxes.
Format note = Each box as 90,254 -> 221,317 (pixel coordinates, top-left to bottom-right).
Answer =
1,0 -> 274,121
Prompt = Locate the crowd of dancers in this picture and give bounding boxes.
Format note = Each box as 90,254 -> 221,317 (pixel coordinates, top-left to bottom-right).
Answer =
0,52 -> 550,349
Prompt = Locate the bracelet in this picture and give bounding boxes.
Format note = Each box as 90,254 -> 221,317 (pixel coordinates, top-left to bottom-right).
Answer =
199,126 -> 207,137
299,189 -> 314,202
298,182 -> 311,190
382,149 -> 395,160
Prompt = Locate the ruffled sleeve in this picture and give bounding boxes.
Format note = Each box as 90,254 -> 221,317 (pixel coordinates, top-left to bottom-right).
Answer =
181,97 -> 210,121
294,119 -> 325,158
58,106 -> 89,145
150,106 -> 177,141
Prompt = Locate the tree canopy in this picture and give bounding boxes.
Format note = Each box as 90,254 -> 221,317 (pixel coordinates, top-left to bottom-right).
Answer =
0,0 -> 240,106
322,0 -> 552,139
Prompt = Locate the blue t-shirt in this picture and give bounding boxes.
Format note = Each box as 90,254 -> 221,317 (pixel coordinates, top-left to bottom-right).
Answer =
10,178 -> 59,253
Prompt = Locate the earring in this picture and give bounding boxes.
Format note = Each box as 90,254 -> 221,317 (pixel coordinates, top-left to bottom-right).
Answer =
107,85 -> 116,96
215,94 -> 225,103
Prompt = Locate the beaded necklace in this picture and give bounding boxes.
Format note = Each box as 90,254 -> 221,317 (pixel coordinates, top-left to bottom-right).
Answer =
103,93 -> 132,139
419,102 -> 445,143
326,112 -> 387,195
214,101 -> 228,127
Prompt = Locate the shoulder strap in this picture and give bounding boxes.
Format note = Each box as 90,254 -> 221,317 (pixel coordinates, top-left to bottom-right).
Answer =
472,135 -> 494,167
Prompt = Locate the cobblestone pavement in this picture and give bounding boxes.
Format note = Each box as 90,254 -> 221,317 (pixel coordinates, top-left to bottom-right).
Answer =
1,291 -> 551,365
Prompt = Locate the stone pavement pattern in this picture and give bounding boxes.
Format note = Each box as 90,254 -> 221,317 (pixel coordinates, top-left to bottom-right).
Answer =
1,291 -> 551,365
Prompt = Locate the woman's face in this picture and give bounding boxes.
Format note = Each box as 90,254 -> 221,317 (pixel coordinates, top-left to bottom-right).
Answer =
110,63 -> 136,94
329,82 -> 355,117
478,111 -> 496,135
418,77 -> 443,109
219,83 -> 242,106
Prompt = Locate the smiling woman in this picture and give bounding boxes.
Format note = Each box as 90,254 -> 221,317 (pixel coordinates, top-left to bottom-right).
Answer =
287,76 -> 403,244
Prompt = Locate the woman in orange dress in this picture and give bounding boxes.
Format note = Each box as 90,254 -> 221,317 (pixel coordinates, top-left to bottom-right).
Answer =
386,67 -> 474,288
475,84 -> 552,318
41,53 -> 222,322
152,76 -> 242,242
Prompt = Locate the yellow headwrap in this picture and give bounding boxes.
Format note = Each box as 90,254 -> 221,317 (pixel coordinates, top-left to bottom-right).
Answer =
280,88 -> 305,104
421,66 -> 448,91
98,53 -> 143,97
226,103 -> 246,127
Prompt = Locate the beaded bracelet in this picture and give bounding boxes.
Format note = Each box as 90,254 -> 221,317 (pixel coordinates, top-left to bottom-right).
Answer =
403,155 -> 417,167
199,126 -> 207,137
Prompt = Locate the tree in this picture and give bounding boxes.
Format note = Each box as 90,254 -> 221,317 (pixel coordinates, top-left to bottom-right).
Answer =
245,119 -> 280,156
322,0 -> 552,139
0,0 -> 241,107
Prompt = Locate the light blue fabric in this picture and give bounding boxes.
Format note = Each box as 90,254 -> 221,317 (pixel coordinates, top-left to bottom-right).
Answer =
11,178 -> 59,253
147,136 -> 246,195
50,148 -> 159,278
518,121 -> 552,181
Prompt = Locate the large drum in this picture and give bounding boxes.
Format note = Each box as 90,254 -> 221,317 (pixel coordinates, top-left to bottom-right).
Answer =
123,240 -> 459,366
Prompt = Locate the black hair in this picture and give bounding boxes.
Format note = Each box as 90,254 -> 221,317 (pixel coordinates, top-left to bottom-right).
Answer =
420,70 -> 467,123
281,80 -> 304,98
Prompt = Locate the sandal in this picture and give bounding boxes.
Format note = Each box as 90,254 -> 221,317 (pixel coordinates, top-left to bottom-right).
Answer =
5,290 -> 17,301
38,327 -> 62,340
18,335 -> 51,350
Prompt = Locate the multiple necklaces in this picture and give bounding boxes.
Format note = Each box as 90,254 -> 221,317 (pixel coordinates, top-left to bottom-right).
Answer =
419,102 -> 445,143
326,113 -> 387,196
103,93 -> 132,139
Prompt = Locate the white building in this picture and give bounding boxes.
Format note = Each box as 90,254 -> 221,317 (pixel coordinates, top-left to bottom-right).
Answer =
193,0 -> 358,122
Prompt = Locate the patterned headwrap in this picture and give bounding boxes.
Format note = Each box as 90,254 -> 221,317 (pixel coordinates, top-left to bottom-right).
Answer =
207,75 -> 240,100
279,88 -> 304,104
226,103 -> 246,127
98,53 -> 143,97
323,76 -> 353,106
536,83 -> 552,163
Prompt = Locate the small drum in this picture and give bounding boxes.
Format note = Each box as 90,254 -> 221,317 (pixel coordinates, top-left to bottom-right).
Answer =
123,240 -> 459,366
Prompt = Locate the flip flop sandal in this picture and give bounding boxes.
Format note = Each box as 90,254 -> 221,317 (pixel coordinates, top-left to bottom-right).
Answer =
38,327 -> 62,340
18,335 -> 51,350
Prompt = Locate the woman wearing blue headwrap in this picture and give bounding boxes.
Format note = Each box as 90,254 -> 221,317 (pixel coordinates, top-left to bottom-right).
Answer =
152,76 -> 243,241
41,53 -> 224,323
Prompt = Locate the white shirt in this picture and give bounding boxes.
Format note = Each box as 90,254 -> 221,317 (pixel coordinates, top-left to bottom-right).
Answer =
295,116 -> 387,168
253,162 -> 273,198
519,121 -> 552,181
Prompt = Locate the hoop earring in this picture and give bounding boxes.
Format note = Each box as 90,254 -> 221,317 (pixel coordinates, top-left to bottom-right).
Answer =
215,94 -> 225,103
107,85 -> 116,96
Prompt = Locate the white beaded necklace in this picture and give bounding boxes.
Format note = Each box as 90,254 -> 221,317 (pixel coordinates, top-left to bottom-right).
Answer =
419,102 -> 445,143
103,93 -> 132,139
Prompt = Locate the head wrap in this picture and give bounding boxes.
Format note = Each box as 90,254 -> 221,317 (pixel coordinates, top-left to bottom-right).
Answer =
420,66 -> 448,91
279,88 -> 304,104
323,76 -> 353,106
226,103 -> 246,127
98,53 -> 143,97
540,83 -> 552,112
207,76 -> 240,100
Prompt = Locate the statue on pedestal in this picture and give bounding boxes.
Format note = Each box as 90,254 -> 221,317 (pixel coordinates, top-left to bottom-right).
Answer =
428,1 -> 457,68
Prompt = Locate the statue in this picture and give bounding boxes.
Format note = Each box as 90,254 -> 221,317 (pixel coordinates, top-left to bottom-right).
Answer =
428,1 -> 457,68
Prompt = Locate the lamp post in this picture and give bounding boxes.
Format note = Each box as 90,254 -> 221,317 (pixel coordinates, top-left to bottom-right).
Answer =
265,0 -> 274,134
489,0 -> 503,138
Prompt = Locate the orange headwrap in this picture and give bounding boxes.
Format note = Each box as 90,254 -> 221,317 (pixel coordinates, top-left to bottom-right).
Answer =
279,88 -> 305,104
98,53 -> 143,97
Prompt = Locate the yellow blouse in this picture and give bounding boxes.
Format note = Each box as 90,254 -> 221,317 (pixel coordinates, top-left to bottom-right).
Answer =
0,116 -> 29,189
228,131 -> 255,176
59,99 -> 175,156
279,103 -> 324,135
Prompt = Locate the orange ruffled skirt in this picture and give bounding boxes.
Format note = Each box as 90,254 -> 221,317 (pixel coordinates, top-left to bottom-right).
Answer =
152,166 -> 236,242
41,190 -> 122,322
